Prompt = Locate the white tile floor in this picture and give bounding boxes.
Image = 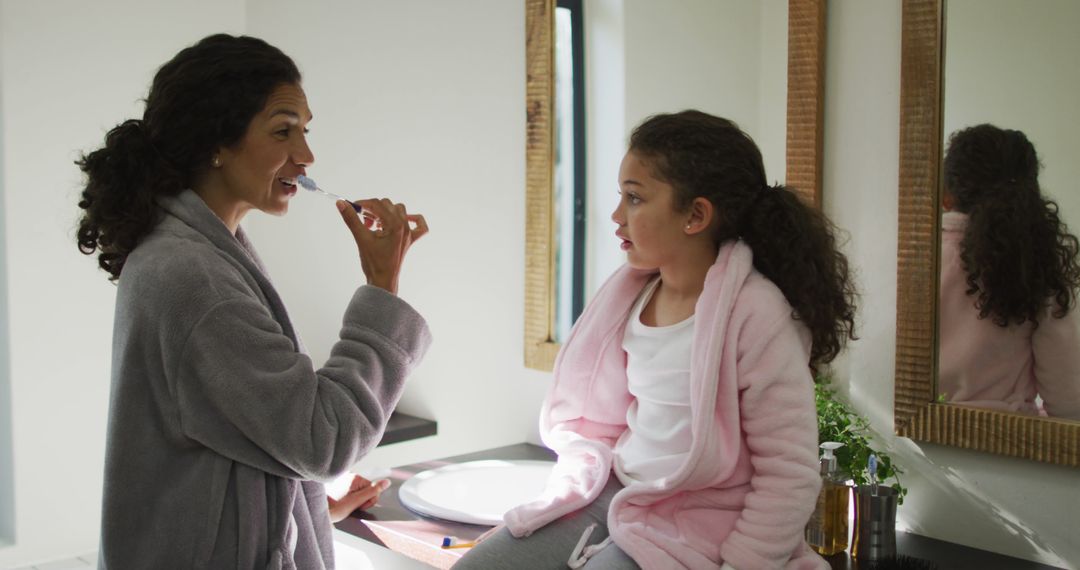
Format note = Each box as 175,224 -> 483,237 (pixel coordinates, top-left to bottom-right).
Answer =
6,552 -> 96,570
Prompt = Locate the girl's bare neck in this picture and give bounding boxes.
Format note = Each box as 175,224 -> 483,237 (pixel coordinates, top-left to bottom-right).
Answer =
640,247 -> 716,327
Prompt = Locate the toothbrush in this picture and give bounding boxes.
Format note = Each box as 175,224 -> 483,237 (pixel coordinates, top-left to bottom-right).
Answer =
868,454 -> 879,496
441,542 -> 477,550
296,175 -> 364,214
440,537 -> 477,549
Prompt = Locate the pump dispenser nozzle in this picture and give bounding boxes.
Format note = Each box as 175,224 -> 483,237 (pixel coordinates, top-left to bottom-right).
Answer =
819,442 -> 844,476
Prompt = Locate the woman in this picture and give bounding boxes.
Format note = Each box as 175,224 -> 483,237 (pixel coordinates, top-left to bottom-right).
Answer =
76,34 -> 431,568
939,124 -> 1080,419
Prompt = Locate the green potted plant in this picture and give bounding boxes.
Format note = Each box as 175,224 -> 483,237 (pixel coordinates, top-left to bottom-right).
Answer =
814,377 -> 906,502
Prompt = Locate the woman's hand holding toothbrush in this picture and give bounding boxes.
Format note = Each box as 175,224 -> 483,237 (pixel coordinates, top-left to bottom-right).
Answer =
337,197 -> 428,295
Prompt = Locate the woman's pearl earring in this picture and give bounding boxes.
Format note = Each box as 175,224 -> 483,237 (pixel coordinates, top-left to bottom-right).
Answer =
212,156 -> 222,167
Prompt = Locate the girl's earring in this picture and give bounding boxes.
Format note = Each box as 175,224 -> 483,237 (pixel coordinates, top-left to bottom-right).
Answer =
212,156 -> 222,167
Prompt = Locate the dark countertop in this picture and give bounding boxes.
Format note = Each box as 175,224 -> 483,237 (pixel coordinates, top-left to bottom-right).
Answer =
824,532 -> 1066,570
378,411 -> 438,447
337,443 -> 1065,570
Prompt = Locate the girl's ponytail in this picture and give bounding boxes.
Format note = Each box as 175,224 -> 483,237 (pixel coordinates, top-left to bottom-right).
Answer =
737,184 -> 857,368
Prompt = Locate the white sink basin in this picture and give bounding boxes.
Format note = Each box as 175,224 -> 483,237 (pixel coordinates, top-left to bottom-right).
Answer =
397,460 -> 556,525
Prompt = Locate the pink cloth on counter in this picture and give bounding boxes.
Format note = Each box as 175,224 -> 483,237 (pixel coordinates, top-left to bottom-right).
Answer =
504,241 -> 827,570
939,212 -> 1080,420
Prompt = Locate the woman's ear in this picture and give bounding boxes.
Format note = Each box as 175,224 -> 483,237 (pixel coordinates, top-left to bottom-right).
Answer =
207,145 -> 227,169
942,190 -> 955,211
684,197 -> 714,235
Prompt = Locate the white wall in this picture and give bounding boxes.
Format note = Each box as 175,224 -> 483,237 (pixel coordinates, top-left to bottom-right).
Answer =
0,0 -> 248,565
1,2 -> 763,566
0,0 -> 548,566
240,0 -> 551,476
0,8 -> 13,546
756,0 -> 789,188
944,0 -> 1080,229
583,0 -> 628,303
823,2 -> 1078,568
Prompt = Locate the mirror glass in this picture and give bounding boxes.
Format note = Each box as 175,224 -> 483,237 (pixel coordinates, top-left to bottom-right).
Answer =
938,0 -> 1080,421
551,0 -> 789,342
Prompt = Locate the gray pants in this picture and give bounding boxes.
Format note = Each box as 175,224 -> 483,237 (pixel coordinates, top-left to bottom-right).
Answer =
453,478 -> 641,569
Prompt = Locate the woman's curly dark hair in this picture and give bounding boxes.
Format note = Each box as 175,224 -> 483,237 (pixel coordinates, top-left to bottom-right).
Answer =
629,110 -> 858,371
76,34 -> 301,280
943,124 -> 1080,327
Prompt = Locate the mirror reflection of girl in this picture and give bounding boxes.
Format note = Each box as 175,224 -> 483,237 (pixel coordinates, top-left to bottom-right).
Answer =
76,34 -> 431,568
939,124 -> 1080,420
456,111 -> 856,570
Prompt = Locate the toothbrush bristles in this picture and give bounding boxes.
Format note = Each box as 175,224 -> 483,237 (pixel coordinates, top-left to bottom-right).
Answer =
295,175 -> 364,215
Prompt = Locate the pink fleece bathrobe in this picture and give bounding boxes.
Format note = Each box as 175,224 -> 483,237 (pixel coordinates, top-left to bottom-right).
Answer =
505,241 -> 827,570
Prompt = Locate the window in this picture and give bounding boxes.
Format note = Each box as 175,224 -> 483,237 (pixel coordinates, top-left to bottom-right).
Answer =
554,0 -> 586,342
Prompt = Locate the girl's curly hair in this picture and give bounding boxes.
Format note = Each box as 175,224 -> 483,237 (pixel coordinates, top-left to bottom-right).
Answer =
76,34 -> 301,280
943,124 -> 1080,327
629,110 -> 858,371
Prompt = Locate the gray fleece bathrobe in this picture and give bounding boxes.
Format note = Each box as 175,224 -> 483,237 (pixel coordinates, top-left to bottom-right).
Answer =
98,190 -> 431,569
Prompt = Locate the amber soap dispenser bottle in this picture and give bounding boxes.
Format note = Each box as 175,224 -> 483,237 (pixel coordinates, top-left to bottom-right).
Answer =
805,442 -> 850,556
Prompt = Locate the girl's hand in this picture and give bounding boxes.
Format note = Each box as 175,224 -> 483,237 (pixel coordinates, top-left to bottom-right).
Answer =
327,474 -> 392,523
337,198 -> 428,294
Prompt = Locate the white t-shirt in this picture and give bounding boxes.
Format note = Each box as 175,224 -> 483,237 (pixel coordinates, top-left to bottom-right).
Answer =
614,277 -> 696,486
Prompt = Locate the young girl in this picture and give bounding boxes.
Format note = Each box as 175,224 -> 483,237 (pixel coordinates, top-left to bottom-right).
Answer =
938,124 -> 1080,419
456,111 -> 856,569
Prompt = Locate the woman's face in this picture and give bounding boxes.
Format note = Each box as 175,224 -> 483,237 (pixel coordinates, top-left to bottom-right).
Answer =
213,82 -> 314,223
611,151 -> 689,270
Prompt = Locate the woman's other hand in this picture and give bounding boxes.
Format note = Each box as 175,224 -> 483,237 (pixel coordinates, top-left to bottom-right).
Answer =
327,474 -> 392,523
337,198 -> 428,294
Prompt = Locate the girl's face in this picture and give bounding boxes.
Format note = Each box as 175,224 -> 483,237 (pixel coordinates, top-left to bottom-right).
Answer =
611,151 -> 692,270
214,83 -> 314,222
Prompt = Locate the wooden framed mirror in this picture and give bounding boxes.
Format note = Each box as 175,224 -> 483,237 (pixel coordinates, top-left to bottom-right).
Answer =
894,0 -> 1079,467
524,0 -> 827,371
